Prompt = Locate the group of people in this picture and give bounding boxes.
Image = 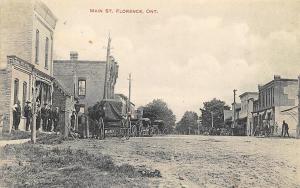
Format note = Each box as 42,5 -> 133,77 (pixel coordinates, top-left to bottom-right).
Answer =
38,103 -> 60,132
12,100 -> 60,132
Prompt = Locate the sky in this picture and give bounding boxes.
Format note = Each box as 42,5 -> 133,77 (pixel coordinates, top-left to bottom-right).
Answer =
43,0 -> 300,121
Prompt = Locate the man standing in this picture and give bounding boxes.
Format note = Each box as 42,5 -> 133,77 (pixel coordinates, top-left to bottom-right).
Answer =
47,105 -> 52,131
281,121 -> 290,137
12,100 -> 21,130
284,121 -> 290,137
41,103 -> 48,131
36,102 -> 41,131
24,101 -> 32,131
52,107 -> 59,132
281,121 -> 285,137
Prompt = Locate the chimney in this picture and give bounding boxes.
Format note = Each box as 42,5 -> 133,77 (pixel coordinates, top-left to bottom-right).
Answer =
274,75 -> 281,80
70,51 -> 78,61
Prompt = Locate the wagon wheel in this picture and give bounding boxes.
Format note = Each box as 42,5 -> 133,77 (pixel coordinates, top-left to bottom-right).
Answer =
124,118 -> 130,140
131,124 -> 138,137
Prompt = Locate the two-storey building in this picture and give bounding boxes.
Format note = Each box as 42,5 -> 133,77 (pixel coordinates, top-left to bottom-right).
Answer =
0,0 -> 57,132
239,92 -> 259,136
252,75 -> 298,136
53,47 -> 118,113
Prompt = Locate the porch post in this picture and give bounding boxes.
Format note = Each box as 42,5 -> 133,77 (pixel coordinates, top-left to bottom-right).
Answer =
31,72 -> 37,143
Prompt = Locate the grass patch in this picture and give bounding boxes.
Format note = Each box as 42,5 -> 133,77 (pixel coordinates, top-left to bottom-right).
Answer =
0,143 -> 152,187
0,130 -> 31,140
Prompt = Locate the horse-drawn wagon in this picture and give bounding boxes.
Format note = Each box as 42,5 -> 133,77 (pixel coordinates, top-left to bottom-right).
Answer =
88,99 -> 139,139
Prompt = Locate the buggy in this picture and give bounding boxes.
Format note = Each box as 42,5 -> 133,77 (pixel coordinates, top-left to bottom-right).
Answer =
89,99 -> 135,139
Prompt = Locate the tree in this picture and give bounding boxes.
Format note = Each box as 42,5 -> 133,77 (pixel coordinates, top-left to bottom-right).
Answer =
200,98 -> 230,128
176,111 -> 198,134
142,99 -> 176,133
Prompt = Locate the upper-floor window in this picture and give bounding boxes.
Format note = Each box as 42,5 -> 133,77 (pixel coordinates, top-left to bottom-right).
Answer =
78,79 -> 86,96
45,37 -> 49,69
35,30 -> 39,64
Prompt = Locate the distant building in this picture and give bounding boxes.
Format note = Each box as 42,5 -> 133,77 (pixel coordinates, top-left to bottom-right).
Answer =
239,92 -> 258,136
231,103 -> 244,135
223,109 -> 233,128
0,0 -> 57,132
252,75 -> 298,136
53,41 -> 118,113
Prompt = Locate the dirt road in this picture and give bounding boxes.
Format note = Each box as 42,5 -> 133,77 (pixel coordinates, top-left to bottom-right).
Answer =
56,135 -> 300,188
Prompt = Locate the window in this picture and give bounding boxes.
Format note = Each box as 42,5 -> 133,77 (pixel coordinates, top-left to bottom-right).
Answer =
35,30 -> 39,64
45,37 -> 49,68
79,106 -> 85,113
78,80 -> 86,96
13,79 -> 19,104
22,82 -> 27,110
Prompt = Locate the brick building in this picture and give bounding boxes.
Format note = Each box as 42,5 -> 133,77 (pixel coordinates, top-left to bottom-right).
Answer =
252,75 -> 298,136
53,40 -> 119,113
0,0 -> 57,133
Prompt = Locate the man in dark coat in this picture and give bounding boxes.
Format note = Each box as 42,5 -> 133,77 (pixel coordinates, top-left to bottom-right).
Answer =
41,103 -> 48,131
24,101 -> 32,131
52,107 -> 60,132
36,102 -> 41,131
282,121 -> 290,137
12,100 -> 21,130
283,121 -> 290,137
47,105 -> 53,131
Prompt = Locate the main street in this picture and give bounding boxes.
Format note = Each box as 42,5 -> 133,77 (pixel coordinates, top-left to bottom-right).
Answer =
57,135 -> 300,187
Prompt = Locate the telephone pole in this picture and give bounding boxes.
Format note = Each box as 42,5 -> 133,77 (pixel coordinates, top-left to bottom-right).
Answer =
211,112 -> 214,128
128,73 -> 132,114
103,34 -> 111,100
233,89 -> 237,131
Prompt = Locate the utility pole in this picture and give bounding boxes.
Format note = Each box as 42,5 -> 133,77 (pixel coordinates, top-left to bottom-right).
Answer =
128,73 -> 132,114
233,89 -> 237,127
211,112 -> 214,128
103,34 -> 111,100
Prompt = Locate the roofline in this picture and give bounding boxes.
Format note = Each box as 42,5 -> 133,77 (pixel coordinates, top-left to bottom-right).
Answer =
259,78 -> 298,90
36,0 -> 58,21
53,60 -> 106,64
239,92 -> 258,98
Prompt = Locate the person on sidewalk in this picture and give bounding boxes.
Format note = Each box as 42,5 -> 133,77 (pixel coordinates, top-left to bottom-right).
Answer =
52,107 -> 60,132
47,105 -> 53,131
12,100 -> 21,130
36,101 -> 41,131
41,103 -> 48,131
24,101 -> 32,131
